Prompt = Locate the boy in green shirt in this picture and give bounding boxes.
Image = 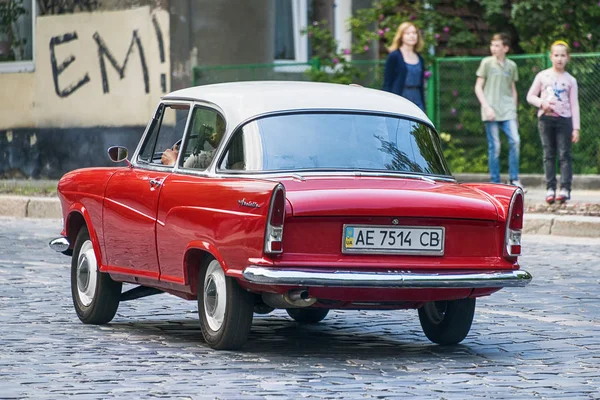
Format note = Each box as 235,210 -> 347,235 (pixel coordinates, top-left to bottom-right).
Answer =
474,33 -> 522,188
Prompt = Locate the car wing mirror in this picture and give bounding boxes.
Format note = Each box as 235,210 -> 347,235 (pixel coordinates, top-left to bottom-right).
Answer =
107,146 -> 130,165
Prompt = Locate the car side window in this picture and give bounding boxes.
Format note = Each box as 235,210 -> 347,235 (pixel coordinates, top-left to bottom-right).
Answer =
179,108 -> 225,170
138,104 -> 190,166
138,105 -> 164,163
219,127 -> 250,171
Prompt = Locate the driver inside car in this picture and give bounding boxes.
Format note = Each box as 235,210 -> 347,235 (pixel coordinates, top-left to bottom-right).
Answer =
160,144 -> 180,166
161,117 -> 225,169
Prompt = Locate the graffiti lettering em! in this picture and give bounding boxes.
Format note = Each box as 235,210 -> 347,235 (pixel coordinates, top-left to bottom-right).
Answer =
50,15 -> 165,98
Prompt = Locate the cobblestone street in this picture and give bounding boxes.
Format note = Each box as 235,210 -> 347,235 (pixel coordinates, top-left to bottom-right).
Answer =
1,217 -> 599,399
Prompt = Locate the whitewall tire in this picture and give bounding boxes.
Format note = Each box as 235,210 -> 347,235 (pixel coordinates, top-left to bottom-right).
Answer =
71,226 -> 121,324
198,258 -> 254,350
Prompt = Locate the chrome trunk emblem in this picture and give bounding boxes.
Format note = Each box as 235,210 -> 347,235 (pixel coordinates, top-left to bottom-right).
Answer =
238,199 -> 260,208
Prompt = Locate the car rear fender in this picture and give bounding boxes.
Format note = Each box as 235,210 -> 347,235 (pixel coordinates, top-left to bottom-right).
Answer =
179,182 -> 293,287
182,240 -> 241,288
64,203 -> 105,270
461,183 -> 518,222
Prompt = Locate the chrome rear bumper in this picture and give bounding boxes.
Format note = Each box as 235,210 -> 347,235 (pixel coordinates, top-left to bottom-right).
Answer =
242,266 -> 532,288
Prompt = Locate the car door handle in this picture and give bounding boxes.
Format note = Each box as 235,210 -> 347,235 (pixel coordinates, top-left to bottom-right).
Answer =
149,178 -> 163,188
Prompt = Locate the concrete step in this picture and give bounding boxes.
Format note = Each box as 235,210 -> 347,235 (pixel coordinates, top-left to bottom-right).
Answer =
454,173 -> 600,190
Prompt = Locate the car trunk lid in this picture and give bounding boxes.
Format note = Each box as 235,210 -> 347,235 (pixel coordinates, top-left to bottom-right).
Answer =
280,176 -> 499,221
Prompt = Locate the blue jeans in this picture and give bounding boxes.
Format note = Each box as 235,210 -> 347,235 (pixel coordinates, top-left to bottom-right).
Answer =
484,120 -> 520,183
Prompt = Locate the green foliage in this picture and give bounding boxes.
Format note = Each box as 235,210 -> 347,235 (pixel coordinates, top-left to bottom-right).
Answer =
439,132 -> 488,173
303,1 -> 479,83
0,0 -> 26,35
302,0 -> 600,174
348,0 -> 478,63
477,0 -> 504,18
0,0 -> 27,61
302,21 -> 365,84
511,0 -> 600,53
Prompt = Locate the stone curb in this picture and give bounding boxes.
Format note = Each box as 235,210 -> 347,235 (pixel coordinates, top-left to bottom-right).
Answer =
0,195 -> 29,218
0,196 -> 599,238
27,197 -> 63,219
523,214 -> 600,238
0,196 -> 62,219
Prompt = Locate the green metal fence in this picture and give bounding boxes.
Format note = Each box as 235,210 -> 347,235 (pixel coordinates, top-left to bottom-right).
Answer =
431,53 -> 600,174
193,53 -> 600,174
193,62 -> 313,85
193,60 -> 386,88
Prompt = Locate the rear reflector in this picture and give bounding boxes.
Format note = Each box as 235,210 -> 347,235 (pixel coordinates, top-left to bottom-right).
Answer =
270,241 -> 282,252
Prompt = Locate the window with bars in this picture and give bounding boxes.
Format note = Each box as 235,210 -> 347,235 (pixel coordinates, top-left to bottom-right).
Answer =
0,0 -> 35,72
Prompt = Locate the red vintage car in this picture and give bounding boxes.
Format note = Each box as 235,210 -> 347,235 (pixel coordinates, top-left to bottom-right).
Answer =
50,81 -> 531,350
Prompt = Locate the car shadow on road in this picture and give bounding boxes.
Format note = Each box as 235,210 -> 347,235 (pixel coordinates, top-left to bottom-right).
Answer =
106,313 -> 486,361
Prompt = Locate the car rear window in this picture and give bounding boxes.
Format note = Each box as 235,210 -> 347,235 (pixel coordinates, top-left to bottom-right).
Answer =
219,112 -> 451,176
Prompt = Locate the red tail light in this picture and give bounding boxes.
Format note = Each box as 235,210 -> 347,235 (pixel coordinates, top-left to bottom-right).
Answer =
504,188 -> 524,258
264,184 -> 286,254
270,187 -> 285,227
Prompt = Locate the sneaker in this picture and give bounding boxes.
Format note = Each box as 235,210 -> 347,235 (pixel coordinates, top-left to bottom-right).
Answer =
510,180 -> 527,193
545,189 -> 556,204
510,180 -> 523,188
556,188 -> 570,203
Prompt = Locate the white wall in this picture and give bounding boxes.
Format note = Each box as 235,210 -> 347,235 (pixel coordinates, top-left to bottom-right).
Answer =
0,6 -> 170,129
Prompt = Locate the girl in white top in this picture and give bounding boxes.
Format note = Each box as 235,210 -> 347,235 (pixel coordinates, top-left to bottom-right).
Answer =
527,40 -> 580,204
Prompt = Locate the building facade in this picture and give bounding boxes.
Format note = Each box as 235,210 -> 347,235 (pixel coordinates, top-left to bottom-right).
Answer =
0,0 -> 355,178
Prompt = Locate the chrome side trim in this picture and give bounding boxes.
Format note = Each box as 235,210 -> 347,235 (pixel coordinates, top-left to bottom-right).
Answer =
49,237 -> 70,253
214,170 -> 457,183
353,171 -> 436,184
242,266 -> 532,288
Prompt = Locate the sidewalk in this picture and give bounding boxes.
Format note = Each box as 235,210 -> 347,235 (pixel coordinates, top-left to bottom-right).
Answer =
1,175 -> 599,237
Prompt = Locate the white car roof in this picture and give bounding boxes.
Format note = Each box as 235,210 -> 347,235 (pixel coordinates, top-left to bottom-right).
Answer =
163,81 -> 433,128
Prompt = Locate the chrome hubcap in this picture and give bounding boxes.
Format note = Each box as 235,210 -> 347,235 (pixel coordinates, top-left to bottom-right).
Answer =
76,240 -> 98,307
203,260 -> 227,331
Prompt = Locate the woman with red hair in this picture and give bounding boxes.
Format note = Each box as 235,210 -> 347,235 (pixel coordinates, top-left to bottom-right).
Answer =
382,22 -> 425,112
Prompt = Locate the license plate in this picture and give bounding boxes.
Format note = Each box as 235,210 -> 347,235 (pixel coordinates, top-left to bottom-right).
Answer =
342,225 -> 445,255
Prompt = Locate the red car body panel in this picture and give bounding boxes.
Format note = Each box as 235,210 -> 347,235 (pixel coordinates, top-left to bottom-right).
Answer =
154,174 -> 277,285
462,183 -> 517,221
58,168 -> 117,268
102,168 -> 172,279
282,177 -> 499,221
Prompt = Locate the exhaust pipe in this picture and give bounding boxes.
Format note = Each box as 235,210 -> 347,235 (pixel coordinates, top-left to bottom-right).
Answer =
262,289 -> 317,309
288,289 -> 311,302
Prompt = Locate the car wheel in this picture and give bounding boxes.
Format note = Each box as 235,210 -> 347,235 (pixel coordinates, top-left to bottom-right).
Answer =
418,298 -> 476,345
71,226 -> 122,324
286,308 -> 329,324
198,258 -> 254,350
